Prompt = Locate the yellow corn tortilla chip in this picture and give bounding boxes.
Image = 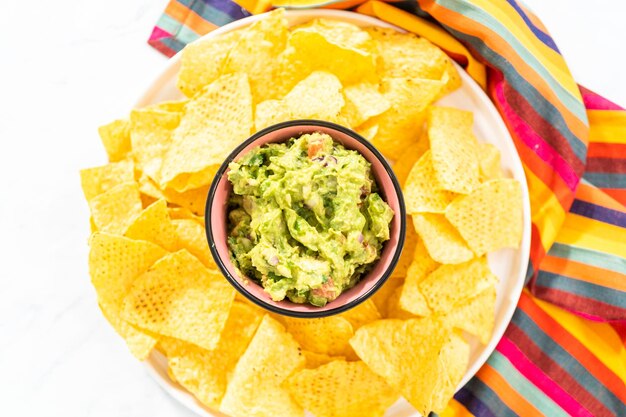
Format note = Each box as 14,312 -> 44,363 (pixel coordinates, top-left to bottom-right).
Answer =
367,27 -> 448,80
255,99 -> 289,131
89,232 -> 167,310
124,199 -> 180,252
349,317 -> 451,416
289,23 -> 376,87
285,71 -> 345,122
220,315 -> 305,417
302,350 -> 345,369
386,286 -> 418,320
279,315 -> 354,356
428,107 -> 480,194
297,18 -> 374,51
438,57 -> 463,98
338,299 -> 381,330
168,207 -> 204,224
160,73 -> 253,192
286,360 -> 399,417
443,285 -> 497,344
89,182 -> 142,235
98,119 -> 131,162
177,30 -> 241,97
89,233 -> 167,358
371,275 -> 404,316
341,83 -> 390,127
137,173 -> 165,209
255,71 -> 345,130
364,77 -> 443,160
399,239 -> 439,316
162,184 -> 210,216
412,213 -> 474,264
129,107 -> 181,182
390,216 -> 417,278
99,301 -> 157,361
478,142 -> 503,181
122,250 -> 235,350
391,135 -> 429,187
446,178 -> 523,256
171,219 -> 215,269
419,257 -> 497,314
80,160 -> 135,201
430,332 -> 470,414
356,123 -> 378,141
404,151 -> 458,214
145,99 -> 189,113
223,9 -> 288,102
159,302 -> 263,409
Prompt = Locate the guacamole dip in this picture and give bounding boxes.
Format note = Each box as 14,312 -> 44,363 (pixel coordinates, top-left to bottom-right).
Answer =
226,132 -> 394,306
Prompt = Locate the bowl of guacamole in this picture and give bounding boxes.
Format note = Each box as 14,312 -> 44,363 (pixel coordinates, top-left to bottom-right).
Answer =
206,120 -> 405,317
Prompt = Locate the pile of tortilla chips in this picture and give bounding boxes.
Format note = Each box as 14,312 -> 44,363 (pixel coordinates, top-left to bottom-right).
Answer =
82,9 -> 523,417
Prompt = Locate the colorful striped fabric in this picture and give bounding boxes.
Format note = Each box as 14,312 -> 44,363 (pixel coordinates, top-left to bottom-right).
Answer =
148,0 -> 626,415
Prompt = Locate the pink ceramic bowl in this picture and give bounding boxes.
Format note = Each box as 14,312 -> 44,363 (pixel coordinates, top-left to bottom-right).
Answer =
206,120 -> 406,317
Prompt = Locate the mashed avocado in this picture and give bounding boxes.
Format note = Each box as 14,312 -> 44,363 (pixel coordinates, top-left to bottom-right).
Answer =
226,132 -> 394,306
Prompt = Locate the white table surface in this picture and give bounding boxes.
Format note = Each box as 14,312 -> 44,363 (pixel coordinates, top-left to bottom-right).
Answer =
0,1 -> 624,416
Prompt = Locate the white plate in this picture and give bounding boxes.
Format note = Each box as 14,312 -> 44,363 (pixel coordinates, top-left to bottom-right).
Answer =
137,9 -> 531,417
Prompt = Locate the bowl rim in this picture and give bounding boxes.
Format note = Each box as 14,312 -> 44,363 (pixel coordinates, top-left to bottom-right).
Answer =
205,119 -> 407,318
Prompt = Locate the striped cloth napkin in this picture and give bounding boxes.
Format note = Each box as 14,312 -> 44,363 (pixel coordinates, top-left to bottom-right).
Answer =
148,1 -> 626,416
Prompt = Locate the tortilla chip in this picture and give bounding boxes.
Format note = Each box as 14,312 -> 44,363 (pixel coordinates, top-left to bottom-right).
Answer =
98,119 -> 131,162
255,99 -> 290,131
137,172 -> 165,203
177,30 -> 241,97
255,71 -> 345,130
171,219 -> 216,270
446,178 -> 523,255
349,317 -> 451,416
430,332 -> 470,414
411,213 -> 473,264
223,9 -> 288,102
419,257 -> 497,314
390,216 -> 417,279
356,123 -> 378,141
286,360 -> 399,417
371,275 -> 404,316
89,182 -> 142,235
365,77 -> 443,160
89,233 -> 167,358
404,151 -> 457,214
122,250 -> 235,350
80,160 -> 135,201
302,350 -> 344,369
159,302 -> 263,408
168,207 -> 204,224
160,72 -> 253,192
438,57 -> 462,98
386,286 -> 418,319
99,301 -> 157,360
428,107 -> 480,194
399,240 -> 439,316
478,143 -> 503,181
367,27 -> 448,80
289,22 -> 376,87
220,315 -> 305,417
341,83 -> 390,127
443,285 -> 496,344
279,315 -> 354,356
129,107 -> 181,183
162,183 -> 210,216
339,299 -> 381,330
391,135 -> 429,187
123,199 -> 179,252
